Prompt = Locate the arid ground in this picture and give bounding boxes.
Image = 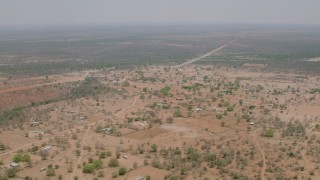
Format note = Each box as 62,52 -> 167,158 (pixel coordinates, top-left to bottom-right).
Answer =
1,63 -> 320,180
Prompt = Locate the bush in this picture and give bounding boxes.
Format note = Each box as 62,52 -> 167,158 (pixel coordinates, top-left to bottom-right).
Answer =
106,151 -> 112,156
46,167 -> 55,176
151,144 -> 158,152
108,158 -> 119,167
173,110 -> 182,117
83,164 -> 95,174
166,117 -> 174,123
13,153 -> 30,163
264,129 -> 274,138
160,86 -> 170,96
0,142 -> 5,150
122,81 -> 130,87
216,114 -> 223,119
6,168 -> 17,178
112,172 -> 118,178
119,167 -> 127,176
92,159 -> 103,169
31,146 -> 39,152
227,105 -> 234,111
99,151 -> 107,159
98,170 -> 105,177
13,154 -> 22,163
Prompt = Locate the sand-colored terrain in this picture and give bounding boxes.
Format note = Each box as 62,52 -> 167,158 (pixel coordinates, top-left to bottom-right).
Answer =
1,65 -> 320,179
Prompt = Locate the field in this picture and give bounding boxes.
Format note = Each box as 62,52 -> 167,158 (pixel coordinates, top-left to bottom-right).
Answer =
0,25 -> 320,179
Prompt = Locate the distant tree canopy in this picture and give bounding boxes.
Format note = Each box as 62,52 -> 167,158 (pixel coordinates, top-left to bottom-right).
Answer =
0,106 -> 25,125
69,77 -> 108,98
160,86 -> 170,96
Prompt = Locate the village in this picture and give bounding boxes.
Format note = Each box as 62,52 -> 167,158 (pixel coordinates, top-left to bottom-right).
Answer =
0,65 -> 320,179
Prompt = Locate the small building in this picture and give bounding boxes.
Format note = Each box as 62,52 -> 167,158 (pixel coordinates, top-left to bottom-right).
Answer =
135,176 -> 145,180
40,167 -> 46,172
32,130 -> 44,134
211,106 -> 218,112
30,121 -> 40,127
101,127 -> 113,134
194,107 -> 202,112
78,116 -> 87,120
41,145 -> 52,152
10,162 -> 20,169
249,122 -> 255,125
112,79 -> 119,85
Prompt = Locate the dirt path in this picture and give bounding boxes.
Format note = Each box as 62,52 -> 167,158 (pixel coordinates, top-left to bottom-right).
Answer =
68,95 -> 139,179
253,128 -> 266,180
175,36 -> 242,67
0,138 -> 48,158
69,125 -> 91,179
0,74 -> 85,94
116,95 -> 139,117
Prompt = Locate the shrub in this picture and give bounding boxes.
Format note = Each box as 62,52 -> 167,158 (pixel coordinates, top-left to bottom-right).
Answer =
151,144 -> 158,152
227,105 -> 234,111
264,129 -> 274,138
119,167 -> 127,176
173,110 -> 182,117
106,151 -> 112,156
98,170 -> 105,177
99,151 -> 107,159
31,146 -> 39,152
108,158 -> 119,167
6,168 -> 17,178
46,167 -> 55,176
122,81 -> 130,87
83,164 -> 95,174
166,117 -> 174,123
216,114 -> 223,119
92,160 -> 103,169
0,142 -> 5,150
160,86 -> 170,96
112,172 -> 118,178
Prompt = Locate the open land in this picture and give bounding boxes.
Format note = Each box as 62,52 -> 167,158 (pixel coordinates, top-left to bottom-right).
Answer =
1,25 -> 320,179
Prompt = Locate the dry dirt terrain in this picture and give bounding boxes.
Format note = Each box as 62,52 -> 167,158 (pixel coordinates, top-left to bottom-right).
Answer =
0,64 -> 320,180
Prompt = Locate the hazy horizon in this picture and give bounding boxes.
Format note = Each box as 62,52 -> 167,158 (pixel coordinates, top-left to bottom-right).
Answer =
1,0 -> 320,27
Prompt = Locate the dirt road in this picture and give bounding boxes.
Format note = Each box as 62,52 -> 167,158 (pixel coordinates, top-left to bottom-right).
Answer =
175,35 -> 243,67
0,138 -> 48,158
253,128 -> 266,180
